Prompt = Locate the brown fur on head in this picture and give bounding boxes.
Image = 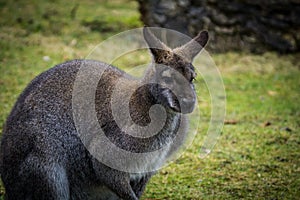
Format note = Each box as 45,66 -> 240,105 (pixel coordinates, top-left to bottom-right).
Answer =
143,27 -> 209,114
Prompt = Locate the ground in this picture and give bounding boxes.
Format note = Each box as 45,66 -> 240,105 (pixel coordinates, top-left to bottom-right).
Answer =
0,0 -> 299,199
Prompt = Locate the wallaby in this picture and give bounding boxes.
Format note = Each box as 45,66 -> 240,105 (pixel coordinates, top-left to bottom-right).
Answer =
0,27 -> 208,200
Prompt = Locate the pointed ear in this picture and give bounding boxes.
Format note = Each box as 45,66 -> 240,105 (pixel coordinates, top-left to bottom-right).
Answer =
143,27 -> 170,62
174,31 -> 209,62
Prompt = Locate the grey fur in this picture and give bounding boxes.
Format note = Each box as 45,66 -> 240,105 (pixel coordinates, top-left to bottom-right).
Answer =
0,28 -> 208,200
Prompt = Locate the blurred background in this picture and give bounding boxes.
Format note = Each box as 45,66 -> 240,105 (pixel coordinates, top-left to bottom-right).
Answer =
0,0 -> 299,199
139,0 -> 300,53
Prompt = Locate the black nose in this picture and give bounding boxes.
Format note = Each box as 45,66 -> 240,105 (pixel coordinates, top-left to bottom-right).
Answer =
180,98 -> 195,114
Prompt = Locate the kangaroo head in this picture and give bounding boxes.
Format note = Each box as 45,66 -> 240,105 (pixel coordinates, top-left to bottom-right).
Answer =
143,27 -> 209,114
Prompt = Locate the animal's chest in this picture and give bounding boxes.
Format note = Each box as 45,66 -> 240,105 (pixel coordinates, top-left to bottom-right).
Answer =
132,114 -> 181,172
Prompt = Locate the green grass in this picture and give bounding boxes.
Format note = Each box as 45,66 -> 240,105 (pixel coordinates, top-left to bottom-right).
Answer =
144,53 -> 300,199
0,0 -> 300,199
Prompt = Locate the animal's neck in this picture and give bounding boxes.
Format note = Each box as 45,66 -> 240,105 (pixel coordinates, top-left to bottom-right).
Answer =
128,83 -> 155,126
129,67 -> 182,141
96,64 -> 181,153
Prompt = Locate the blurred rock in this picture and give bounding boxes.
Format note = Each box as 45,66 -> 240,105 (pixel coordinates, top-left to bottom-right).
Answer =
138,0 -> 300,53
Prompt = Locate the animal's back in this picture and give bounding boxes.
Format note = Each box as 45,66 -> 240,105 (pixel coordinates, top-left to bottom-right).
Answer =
0,59 -> 124,199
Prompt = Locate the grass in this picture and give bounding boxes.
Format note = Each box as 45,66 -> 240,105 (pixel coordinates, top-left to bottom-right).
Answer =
145,53 -> 300,199
0,0 -> 300,199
